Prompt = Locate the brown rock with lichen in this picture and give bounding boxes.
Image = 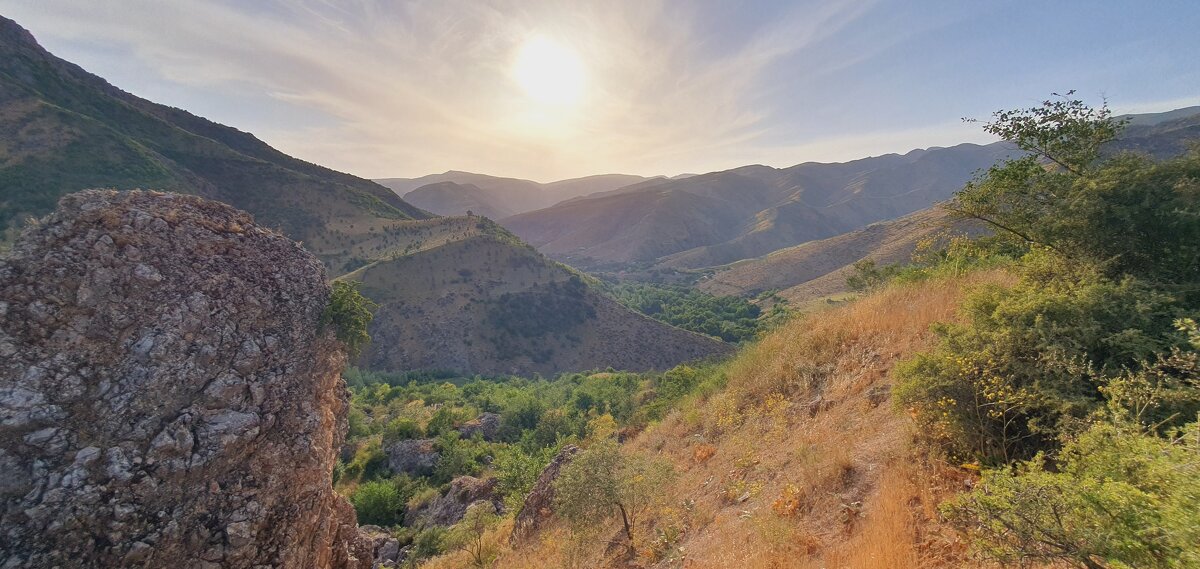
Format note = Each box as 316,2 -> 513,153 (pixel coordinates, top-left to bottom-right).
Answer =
0,190 -> 370,568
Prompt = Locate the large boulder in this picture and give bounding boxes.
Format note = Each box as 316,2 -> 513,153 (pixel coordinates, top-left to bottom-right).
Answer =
458,412 -> 502,441
509,444 -> 580,545
385,438 -> 440,476
405,476 -> 502,528
0,191 -> 369,568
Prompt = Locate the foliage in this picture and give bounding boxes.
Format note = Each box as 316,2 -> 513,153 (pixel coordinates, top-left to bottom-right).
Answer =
321,280 -> 377,357
845,259 -> 903,292
949,94 -> 1200,285
611,282 -> 763,342
444,502 -> 501,567
350,476 -> 423,527
895,270 -> 1189,463
553,440 -> 674,549
943,422 -> 1200,569
494,444 -> 558,512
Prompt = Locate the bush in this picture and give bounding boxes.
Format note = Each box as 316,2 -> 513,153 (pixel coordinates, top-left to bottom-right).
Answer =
944,422 -> 1200,569
895,271 -> 1187,463
321,280 -> 377,357
350,477 -> 414,526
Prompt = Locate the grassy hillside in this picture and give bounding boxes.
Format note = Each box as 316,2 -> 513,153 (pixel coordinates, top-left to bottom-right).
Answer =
407,272 -> 1010,569
695,207 -> 977,305
0,16 -> 428,265
341,217 -> 732,376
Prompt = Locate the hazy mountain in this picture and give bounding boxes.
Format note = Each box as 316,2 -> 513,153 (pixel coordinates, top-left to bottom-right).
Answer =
341,217 -> 731,375
0,15 -> 428,265
502,143 -> 1015,270
376,171 -> 653,218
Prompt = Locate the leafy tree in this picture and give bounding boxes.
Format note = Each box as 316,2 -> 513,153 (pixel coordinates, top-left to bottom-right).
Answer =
321,280 -> 377,357
494,445 -> 558,511
948,93 -> 1200,285
845,259 -> 902,292
944,422 -> 1200,569
553,440 -> 674,552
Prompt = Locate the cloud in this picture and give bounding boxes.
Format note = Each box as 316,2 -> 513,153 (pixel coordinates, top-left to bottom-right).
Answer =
4,0 -> 884,179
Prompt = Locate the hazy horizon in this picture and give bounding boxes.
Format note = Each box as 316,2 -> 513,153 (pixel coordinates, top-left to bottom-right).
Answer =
5,0 -> 1199,182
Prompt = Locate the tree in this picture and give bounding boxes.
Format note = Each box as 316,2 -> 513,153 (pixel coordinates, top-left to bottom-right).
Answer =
445,502 -> 500,567
946,93 -> 1200,285
321,280 -> 377,357
553,440 -> 674,553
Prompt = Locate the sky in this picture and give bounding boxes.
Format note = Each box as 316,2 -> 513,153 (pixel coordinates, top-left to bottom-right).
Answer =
4,0 -> 1199,182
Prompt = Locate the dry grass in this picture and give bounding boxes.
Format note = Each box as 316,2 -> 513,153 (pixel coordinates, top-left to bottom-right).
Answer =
424,271 -> 1013,568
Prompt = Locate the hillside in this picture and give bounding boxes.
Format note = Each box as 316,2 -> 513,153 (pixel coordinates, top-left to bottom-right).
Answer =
695,207 -> 974,303
501,143 -> 1014,270
0,15 -> 428,268
341,217 -> 732,376
377,171 -> 652,218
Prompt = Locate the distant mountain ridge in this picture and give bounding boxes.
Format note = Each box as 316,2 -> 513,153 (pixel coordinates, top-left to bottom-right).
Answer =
375,171 -> 654,218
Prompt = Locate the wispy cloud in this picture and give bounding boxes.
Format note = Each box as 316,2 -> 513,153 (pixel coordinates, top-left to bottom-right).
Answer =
4,0 -> 1198,180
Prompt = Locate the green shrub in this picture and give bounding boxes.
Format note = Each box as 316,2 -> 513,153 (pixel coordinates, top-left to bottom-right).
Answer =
895,271 -> 1186,463
350,478 -> 409,526
321,280 -> 377,357
944,422 -> 1200,569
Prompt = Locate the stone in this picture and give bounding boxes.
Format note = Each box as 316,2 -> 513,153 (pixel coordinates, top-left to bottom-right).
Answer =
404,476 -> 502,528
384,438 -> 440,476
458,412 -> 502,441
0,191 -> 370,568
510,444 -> 580,546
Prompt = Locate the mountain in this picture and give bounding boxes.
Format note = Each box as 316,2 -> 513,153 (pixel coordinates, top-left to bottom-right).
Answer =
502,107 -> 1200,274
0,15 -> 725,376
502,143 -> 1015,270
0,16 -> 428,268
340,217 -> 731,375
376,171 -> 653,218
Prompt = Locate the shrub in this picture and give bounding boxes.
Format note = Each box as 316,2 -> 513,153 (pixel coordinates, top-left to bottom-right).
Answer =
944,422 -> 1200,569
321,280 -> 377,357
350,477 -> 413,526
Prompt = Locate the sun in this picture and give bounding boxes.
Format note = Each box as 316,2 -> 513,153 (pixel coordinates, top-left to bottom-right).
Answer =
513,35 -> 585,107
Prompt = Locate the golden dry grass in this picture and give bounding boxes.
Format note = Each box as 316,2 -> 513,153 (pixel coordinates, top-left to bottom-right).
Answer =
422,270 -> 1013,569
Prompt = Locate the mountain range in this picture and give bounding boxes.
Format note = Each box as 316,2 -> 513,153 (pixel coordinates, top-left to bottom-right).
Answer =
0,15 -> 727,375
375,171 -> 652,219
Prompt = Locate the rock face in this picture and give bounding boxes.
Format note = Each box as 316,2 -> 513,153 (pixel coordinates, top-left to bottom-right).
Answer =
0,191 -> 369,568
510,444 -> 580,546
458,412 -> 502,441
405,476 -> 502,528
385,438 -> 441,476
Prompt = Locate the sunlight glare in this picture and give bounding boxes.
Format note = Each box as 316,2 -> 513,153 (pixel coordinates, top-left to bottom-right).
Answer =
513,35 -> 585,107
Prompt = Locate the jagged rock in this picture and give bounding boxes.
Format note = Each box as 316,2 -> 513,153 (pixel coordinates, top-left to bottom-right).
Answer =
385,438 -> 440,476
458,412 -> 502,441
356,525 -> 404,568
0,191 -> 370,568
510,444 -> 580,546
405,476 -> 502,528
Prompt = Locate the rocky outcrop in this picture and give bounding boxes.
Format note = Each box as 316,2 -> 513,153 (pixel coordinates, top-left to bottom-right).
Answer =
385,438 -> 440,476
357,525 -> 405,568
510,444 -> 580,546
0,191 -> 369,568
458,412 -> 502,441
405,476 -> 502,528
